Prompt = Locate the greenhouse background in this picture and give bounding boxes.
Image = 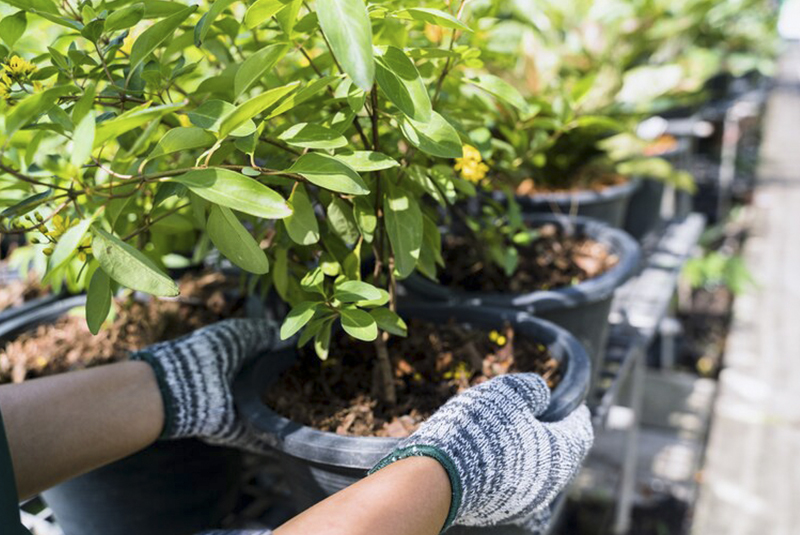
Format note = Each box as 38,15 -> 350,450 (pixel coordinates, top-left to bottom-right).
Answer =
0,0 -> 798,534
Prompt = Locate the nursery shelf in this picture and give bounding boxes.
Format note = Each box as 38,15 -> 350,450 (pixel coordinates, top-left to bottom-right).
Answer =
551,213 -> 707,535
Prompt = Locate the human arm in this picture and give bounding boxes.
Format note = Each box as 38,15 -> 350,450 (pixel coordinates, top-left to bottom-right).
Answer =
0,361 -> 163,500
0,318 -> 280,500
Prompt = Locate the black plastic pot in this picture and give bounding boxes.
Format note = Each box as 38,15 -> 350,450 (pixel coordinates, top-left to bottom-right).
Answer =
401,215 -> 641,391
624,179 -> 666,241
511,179 -> 640,228
0,296 -> 243,535
234,304 -> 591,524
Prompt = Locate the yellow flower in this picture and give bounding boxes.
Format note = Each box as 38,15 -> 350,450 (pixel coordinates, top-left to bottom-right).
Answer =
488,330 -> 507,346
454,144 -> 489,184
6,55 -> 37,76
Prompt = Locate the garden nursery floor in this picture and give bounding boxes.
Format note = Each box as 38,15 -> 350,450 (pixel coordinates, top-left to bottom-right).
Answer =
690,42 -> 800,535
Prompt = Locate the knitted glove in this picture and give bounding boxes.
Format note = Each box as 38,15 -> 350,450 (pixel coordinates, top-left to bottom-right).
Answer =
131,319 -> 280,451
371,373 -> 593,533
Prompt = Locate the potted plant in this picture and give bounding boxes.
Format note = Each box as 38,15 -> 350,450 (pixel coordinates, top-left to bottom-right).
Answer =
400,194 -> 640,391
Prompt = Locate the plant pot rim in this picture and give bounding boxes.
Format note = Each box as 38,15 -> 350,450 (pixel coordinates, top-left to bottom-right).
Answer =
403,214 -> 641,313
234,304 -> 591,470
0,294 -> 86,343
0,294 -> 62,327
510,176 -> 640,207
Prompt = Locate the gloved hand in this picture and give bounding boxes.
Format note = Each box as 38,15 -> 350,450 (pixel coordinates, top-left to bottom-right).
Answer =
371,373 -> 593,533
131,319 -> 280,452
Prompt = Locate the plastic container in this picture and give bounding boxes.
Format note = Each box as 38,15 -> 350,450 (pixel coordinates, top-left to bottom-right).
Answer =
509,179 -> 640,228
401,215 -> 641,391
234,304 -> 592,519
0,296 -> 243,535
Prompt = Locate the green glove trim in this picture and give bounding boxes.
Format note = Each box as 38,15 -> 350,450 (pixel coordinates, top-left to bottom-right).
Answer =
130,351 -> 175,439
370,444 -> 462,533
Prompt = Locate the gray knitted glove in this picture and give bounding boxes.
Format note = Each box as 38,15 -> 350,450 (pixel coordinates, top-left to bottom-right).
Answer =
131,319 -> 280,451
371,373 -> 593,533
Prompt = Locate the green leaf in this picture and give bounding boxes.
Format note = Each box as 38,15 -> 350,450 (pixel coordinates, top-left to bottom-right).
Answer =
91,226 -> 179,297
393,7 -> 470,31
129,5 -> 197,75
284,184 -> 319,245
300,267 -> 325,291
245,0 -> 290,29
187,99 -> 255,137
400,112 -> 462,158
384,182 -> 422,278
49,216 -> 92,272
375,46 -> 431,122
267,75 -> 337,118
147,126 -> 215,160
356,288 -> 389,307
469,74 -> 528,113
105,2 -> 144,32
71,111 -> 95,167
0,0 -> 59,16
86,268 -> 112,335
1,190 -> 52,218
340,307 -> 378,341
194,0 -> 235,45
278,122 -> 347,149
334,280 -> 382,303
370,307 -> 407,336
274,0 -> 302,35
353,195 -> 376,242
71,84 -> 96,124
332,151 -> 398,172
326,197 -> 358,244
206,205 -> 269,274
317,0 -> 374,91
80,18 -> 105,43
0,11 -> 26,47
281,301 -> 319,339
313,319 -> 332,359
94,102 -> 184,147
5,86 -> 76,137
287,153 -> 369,195
168,168 -> 292,219
234,43 -> 289,98
218,81 -> 299,138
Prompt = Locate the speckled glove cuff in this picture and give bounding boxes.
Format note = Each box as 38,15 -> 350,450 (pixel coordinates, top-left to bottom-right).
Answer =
131,319 -> 279,448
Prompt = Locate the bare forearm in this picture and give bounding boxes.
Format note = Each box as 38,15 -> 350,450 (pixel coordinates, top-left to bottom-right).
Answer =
0,361 -> 164,499
275,457 -> 451,535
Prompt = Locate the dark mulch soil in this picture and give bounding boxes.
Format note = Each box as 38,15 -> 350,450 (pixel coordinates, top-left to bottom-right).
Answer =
265,319 -> 560,438
0,272 -> 242,384
440,223 -> 618,293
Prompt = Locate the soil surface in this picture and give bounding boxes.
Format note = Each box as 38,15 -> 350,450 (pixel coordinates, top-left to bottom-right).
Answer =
0,272 -> 242,384
440,223 -> 618,293
515,169 -> 628,196
0,271 -> 48,312
265,319 -> 560,438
